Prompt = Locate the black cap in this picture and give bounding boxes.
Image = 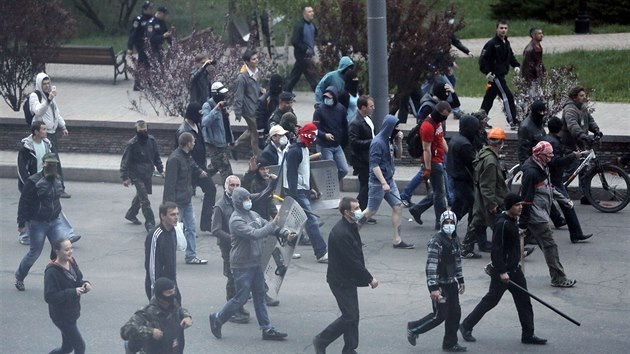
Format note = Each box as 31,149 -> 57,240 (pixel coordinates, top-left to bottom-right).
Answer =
279,92 -> 295,102
157,5 -> 167,13
504,193 -> 524,211
142,1 -> 153,9
153,277 -> 175,298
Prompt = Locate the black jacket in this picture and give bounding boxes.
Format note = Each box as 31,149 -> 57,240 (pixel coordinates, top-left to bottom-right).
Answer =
212,194 -> 234,247
175,121 -> 206,170
543,133 -> 578,187
348,112 -> 374,170
327,217 -> 373,287
517,110 -> 546,164
127,13 -> 152,50
120,135 -> 163,189
145,224 -> 177,300
491,212 -> 521,274
17,172 -> 63,228
17,136 -> 51,192
313,86 -> 348,148
285,142 -> 307,197
261,141 -> 281,166
447,115 -> 479,182
163,148 -> 203,205
255,92 -> 280,136
146,17 -> 171,52
44,259 -> 88,324
291,18 -> 318,60
479,35 -> 520,77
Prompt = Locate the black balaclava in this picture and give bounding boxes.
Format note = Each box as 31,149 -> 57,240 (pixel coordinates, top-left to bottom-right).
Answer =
185,102 -> 203,124
430,108 -> 448,123
154,277 -> 176,305
432,82 -> 449,101
530,100 -> 547,126
269,74 -> 284,95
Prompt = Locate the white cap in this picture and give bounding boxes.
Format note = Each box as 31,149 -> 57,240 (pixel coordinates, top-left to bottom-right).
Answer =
269,125 -> 288,136
211,82 -> 228,94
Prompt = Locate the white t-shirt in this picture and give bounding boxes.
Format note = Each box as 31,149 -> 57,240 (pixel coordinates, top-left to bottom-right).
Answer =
33,140 -> 47,173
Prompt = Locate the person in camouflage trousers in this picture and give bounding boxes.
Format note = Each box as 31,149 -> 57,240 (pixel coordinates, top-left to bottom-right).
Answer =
121,278 -> 193,354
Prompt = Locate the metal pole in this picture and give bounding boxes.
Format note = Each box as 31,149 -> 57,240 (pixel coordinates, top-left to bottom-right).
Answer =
508,280 -> 581,326
367,0 -> 388,130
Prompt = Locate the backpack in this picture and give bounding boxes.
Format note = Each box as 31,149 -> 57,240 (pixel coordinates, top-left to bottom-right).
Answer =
23,91 -> 43,126
406,122 -> 423,158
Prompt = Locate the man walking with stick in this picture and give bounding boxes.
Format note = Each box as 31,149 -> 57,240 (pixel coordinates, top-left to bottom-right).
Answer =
459,193 -> 547,345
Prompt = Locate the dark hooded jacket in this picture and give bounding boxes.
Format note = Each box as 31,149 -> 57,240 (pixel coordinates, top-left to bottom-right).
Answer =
17,135 -> 52,192
228,187 -> 280,269
447,115 -> 479,182
17,172 -> 63,228
120,134 -> 163,191
517,101 -> 546,164
313,86 -> 348,149
44,258 -> 89,324
369,115 -> 399,183
176,103 -> 206,169
470,146 -> 509,227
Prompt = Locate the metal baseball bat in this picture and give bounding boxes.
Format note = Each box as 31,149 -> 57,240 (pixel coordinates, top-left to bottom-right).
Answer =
507,279 -> 581,326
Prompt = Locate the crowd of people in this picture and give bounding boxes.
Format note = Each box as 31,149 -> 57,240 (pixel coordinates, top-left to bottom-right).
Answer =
11,2 -> 612,353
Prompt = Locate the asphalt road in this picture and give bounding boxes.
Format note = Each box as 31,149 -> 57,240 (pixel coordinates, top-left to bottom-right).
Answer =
0,179 -> 628,353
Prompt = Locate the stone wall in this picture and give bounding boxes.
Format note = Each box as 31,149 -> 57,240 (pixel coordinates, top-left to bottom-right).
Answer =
1,117 -> 629,170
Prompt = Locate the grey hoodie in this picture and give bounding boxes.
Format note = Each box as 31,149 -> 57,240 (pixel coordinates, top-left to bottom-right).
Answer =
31,73 -> 66,133
228,187 -> 279,269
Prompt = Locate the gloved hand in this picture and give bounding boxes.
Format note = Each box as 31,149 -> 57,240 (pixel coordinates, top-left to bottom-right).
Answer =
422,168 -> 432,181
486,72 -> 496,81
567,200 -> 574,209
580,134 -> 594,147
513,67 -> 521,76
594,131 -> 603,139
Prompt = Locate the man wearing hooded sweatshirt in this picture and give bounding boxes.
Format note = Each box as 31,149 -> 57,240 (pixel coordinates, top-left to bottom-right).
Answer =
358,115 -> 414,249
313,86 -> 349,182
30,72 -> 71,198
255,74 -> 284,145
283,123 -> 329,263
519,141 -> 576,288
315,56 -> 354,106
212,176 -> 250,324
176,102 -> 217,233
447,115 -> 479,223
233,49 -> 264,157
209,187 -> 292,341
407,210 -> 466,353
409,102 -> 451,231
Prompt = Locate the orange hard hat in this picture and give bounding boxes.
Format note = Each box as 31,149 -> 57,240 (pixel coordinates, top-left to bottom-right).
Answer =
487,127 -> 506,140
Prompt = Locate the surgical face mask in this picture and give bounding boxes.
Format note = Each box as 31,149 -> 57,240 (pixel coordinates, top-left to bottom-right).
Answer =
243,201 -> 252,210
324,97 -> 334,106
448,18 -> 455,25
442,224 -> 456,234
353,209 -> 364,222
279,135 -> 288,146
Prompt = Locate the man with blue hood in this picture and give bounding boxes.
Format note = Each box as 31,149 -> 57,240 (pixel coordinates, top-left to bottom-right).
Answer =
209,187 -> 293,341
314,56 -> 354,106
358,115 -> 414,249
313,86 -> 349,182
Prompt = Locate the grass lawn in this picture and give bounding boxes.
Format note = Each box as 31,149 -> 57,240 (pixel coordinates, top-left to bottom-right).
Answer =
453,49 -> 630,103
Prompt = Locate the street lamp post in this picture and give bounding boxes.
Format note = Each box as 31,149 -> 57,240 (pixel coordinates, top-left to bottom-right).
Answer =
367,0 -> 388,130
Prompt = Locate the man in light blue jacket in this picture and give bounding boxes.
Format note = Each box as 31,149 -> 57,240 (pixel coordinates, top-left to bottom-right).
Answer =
202,82 -> 234,180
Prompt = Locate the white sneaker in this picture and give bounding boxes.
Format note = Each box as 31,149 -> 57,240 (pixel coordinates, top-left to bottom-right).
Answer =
292,253 -> 301,259
317,252 -> 328,263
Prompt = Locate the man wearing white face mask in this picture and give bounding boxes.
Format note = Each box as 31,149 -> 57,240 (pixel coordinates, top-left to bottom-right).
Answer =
407,210 -> 466,352
261,125 -> 289,165
313,197 -> 378,354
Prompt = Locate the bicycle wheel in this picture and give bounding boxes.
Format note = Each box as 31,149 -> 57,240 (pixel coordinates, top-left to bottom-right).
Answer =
584,164 -> 630,213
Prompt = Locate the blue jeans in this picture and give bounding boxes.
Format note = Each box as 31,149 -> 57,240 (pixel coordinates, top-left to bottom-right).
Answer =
20,212 -> 76,243
317,145 -> 349,182
217,266 -> 271,330
50,320 -> 85,354
16,216 -> 65,281
409,162 -> 447,228
294,190 -> 328,258
177,201 -> 197,261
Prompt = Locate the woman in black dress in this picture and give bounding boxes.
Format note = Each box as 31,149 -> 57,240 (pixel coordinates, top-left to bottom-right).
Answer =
44,238 -> 92,354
